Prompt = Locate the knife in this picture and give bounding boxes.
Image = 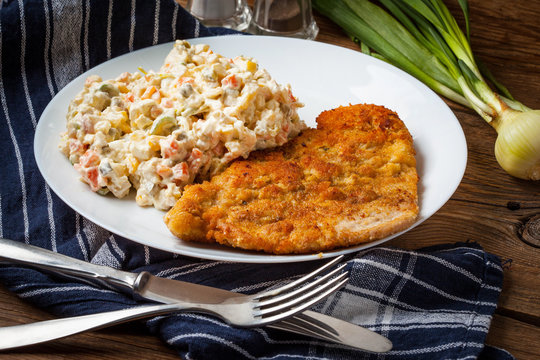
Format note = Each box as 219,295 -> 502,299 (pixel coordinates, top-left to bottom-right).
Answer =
0,238 -> 392,353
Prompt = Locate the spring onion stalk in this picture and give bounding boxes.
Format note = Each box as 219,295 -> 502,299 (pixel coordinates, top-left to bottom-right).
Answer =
313,0 -> 540,180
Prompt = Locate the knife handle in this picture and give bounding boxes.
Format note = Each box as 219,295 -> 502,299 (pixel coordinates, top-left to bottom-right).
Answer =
0,238 -> 140,292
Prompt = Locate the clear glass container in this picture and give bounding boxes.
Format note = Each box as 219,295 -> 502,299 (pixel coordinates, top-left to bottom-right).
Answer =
186,0 -> 252,31
251,0 -> 319,40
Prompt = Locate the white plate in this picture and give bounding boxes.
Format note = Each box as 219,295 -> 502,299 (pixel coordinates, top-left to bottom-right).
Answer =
34,35 -> 467,263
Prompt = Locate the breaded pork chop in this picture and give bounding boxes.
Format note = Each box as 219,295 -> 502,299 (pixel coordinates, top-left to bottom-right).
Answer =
164,104 -> 419,254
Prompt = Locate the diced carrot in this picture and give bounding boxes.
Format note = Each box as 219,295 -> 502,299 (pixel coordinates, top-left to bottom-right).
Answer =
86,167 -> 100,191
79,150 -> 100,167
172,162 -> 189,184
282,122 -> 290,133
69,139 -> 85,155
189,148 -> 202,160
187,148 -> 203,172
221,74 -> 239,89
162,139 -> 179,159
124,92 -> 134,103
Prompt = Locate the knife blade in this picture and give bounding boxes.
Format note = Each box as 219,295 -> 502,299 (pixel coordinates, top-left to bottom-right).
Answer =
0,238 -> 392,353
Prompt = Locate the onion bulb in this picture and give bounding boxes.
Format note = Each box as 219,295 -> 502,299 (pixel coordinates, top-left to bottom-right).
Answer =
493,109 -> 540,180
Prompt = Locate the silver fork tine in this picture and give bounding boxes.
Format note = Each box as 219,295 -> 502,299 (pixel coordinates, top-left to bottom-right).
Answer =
278,312 -> 342,341
288,312 -> 340,336
253,255 -> 345,300
269,312 -> 346,343
251,255 -> 349,325
254,272 -> 348,317
255,263 -> 348,307
269,319 -> 341,343
254,276 -> 349,326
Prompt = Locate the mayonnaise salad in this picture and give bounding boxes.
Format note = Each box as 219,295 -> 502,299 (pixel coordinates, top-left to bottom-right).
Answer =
59,40 -> 306,210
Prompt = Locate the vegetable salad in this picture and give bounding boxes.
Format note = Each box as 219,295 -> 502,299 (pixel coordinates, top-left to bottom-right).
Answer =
59,40 -> 306,210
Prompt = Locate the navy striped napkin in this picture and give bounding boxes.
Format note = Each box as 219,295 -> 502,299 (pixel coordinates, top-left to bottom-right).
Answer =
0,1 -> 513,359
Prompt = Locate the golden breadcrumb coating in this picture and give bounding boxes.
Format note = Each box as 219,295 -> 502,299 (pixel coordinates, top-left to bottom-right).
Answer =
164,104 -> 419,254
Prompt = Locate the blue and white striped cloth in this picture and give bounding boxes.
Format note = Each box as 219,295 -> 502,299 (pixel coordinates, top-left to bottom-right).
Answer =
0,1 -> 514,358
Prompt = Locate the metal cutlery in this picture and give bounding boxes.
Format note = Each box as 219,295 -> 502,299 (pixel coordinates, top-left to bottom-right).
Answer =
0,238 -> 392,352
0,255 -> 347,349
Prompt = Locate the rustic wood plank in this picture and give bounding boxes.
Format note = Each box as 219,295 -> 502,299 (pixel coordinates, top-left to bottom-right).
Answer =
486,314 -> 540,360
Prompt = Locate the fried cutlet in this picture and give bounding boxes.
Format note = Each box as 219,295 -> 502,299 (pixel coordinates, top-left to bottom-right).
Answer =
164,104 -> 419,254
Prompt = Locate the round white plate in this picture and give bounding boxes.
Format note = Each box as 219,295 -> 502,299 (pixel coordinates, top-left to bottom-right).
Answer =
34,35 -> 467,263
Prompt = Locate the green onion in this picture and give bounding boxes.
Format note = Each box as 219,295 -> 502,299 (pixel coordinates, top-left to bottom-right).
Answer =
313,0 -> 540,180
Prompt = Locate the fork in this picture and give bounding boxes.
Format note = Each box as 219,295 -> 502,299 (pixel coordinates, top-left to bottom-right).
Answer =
0,256 -> 348,350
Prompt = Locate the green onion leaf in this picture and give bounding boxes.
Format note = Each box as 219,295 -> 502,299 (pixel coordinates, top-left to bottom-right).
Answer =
344,0 -> 462,94
457,0 -> 471,41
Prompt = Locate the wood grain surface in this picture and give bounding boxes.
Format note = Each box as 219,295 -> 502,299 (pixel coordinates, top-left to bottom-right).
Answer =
1,0 -> 539,359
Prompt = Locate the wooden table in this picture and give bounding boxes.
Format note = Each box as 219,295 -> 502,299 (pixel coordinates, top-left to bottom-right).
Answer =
1,1 -> 538,359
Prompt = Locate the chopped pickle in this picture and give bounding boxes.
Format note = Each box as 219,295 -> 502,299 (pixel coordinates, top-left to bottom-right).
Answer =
149,115 -> 177,135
